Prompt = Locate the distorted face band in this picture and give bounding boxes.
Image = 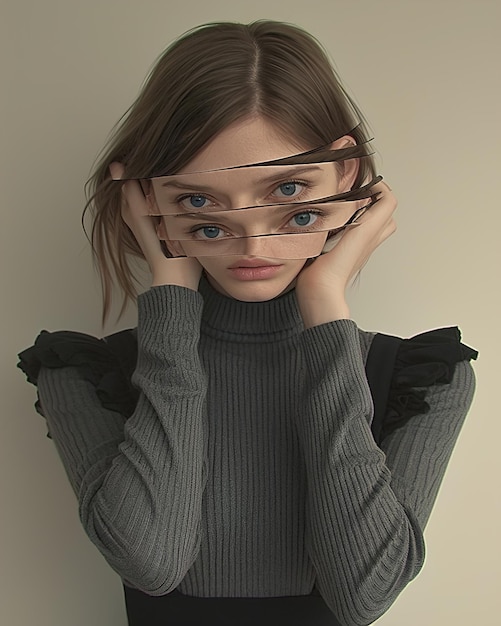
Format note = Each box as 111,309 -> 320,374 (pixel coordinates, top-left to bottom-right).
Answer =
159,197 -> 373,259
111,141 -> 382,259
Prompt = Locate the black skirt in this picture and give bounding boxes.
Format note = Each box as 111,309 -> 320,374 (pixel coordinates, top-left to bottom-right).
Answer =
124,586 -> 342,626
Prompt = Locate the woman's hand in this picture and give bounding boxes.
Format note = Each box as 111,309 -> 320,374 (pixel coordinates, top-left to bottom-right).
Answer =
109,163 -> 202,291
295,181 -> 397,328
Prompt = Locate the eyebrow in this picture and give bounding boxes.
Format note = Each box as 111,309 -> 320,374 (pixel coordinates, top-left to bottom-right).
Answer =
159,165 -> 325,192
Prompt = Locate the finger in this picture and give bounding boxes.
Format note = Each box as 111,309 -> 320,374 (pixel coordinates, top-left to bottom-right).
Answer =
156,221 -> 185,257
109,161 -> 125,180
376,180 -> 393,193
380,217 -> 397,241
121,179 -> 150,218
109,169 -> 163,263
109,162 -> 151,220
353,187 -> 397,229
371,181 -> 398,213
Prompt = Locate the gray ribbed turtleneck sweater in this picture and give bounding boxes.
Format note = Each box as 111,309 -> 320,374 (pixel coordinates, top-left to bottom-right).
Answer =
36,278 -> 475,626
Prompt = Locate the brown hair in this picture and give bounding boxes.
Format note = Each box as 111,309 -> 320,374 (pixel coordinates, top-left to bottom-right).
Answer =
85,20 -> 376,321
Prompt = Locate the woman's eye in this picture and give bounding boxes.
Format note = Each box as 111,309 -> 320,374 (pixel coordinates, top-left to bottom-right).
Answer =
180,195 -> 210,209
290,211 -> 318,227
195,226 -> 223,239
275,181 -> 304,198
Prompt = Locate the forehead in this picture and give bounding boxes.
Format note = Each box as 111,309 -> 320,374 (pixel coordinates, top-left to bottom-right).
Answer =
178,116 -> 310,173
156,163 -> 333,193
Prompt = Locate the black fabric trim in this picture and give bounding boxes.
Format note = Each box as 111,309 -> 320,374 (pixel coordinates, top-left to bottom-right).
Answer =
17,329 -> 138,436
366,327 -> 478,444
365,333 -> 402,444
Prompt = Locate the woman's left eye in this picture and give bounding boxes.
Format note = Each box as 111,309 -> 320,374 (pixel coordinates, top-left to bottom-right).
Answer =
289,211 -> 318,228
274,181 -> 305,198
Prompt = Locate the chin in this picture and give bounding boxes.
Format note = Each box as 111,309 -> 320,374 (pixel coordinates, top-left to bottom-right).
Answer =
210,277 -> 295,302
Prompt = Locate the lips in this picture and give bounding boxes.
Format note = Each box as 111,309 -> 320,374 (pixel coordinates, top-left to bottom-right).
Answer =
228,258 -> 284,281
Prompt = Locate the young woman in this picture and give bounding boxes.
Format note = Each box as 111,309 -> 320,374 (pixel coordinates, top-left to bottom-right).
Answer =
18,21 -> 477,626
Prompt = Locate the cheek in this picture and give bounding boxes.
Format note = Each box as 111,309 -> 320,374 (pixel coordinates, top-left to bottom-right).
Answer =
195,257 -> 224,275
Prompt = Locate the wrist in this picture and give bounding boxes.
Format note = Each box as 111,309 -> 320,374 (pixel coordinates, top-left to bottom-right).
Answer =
299,295 -> 351,329
152,272 -> 200,291
151,276 -> 199,291
151,259 -> 202,291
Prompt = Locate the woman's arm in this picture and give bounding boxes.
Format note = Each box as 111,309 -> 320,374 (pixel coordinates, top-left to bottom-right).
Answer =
37,285 -> 208,594
379,357 -> 474,530
296,319 -> 475,626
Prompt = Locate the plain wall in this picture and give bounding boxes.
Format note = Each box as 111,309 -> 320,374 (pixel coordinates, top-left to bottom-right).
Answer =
2,1 -> 499,624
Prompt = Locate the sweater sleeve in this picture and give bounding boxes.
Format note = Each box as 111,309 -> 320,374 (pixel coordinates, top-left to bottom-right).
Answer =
36,286 -> 208,595
296,319 -> 475,626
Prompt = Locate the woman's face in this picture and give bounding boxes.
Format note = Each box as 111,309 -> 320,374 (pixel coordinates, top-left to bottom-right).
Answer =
158,116 -> 352,301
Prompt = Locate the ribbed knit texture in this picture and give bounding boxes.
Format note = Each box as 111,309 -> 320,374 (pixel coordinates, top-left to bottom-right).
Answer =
36,278 -> 475,626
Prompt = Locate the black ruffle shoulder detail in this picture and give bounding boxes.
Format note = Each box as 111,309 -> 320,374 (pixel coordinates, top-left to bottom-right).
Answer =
17,329 -> 140,435
18,326 -> 478,443
367,326 -> 478,443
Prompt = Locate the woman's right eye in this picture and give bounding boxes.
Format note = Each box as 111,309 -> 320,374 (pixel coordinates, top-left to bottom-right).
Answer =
278,182 -> 299,196
192,225 -> 225,240
272,181 -> 306,199
179,194 -> 211,210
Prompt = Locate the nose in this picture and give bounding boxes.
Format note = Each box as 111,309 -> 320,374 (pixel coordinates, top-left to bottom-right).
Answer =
241,234 -> 273,257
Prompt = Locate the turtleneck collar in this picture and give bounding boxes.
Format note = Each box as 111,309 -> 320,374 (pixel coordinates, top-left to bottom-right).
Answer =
198,274 -> 304,342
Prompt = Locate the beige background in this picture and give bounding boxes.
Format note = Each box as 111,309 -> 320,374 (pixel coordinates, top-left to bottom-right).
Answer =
2,1 -> 499,624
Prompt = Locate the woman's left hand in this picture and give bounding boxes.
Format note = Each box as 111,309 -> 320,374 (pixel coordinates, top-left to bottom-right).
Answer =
295,181 -> 397,328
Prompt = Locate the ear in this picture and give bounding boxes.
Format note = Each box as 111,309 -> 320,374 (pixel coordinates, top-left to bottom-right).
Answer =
329,135 -> 359,193
156,218 -> 185,257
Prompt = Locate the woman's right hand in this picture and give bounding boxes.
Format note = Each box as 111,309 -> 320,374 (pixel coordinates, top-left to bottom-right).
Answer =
109,162 -> 202,291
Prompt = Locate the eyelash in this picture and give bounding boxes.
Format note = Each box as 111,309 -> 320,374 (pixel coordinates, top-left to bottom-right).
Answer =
188,207 -> 327,239
176,179 -> 312,209
176,192 -> 214,209
175,179 -> 323,240
286,207 -> 326,229
272,179 -> 309,201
